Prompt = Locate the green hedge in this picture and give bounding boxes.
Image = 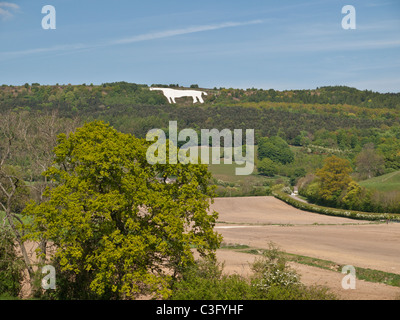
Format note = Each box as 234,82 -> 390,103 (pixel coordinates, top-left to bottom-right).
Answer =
272,191 -> 400,222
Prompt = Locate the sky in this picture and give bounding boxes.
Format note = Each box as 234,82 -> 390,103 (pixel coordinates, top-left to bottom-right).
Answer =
0,0 -> 399,92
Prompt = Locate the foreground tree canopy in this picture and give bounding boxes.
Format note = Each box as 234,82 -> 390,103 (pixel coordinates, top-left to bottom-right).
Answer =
23,121 -> 221,299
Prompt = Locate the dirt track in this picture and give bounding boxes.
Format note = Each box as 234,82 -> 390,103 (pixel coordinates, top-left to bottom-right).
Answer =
210,196 -> 400,300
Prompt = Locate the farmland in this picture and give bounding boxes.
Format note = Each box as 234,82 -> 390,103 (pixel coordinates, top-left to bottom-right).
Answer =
211,196 -> 400,300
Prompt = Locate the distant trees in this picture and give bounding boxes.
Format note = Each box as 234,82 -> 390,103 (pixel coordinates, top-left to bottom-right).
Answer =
293,131 -> 312,146
0,112 -> 36,288
258,136 -> 294,165
212,85 -> 400,109
315,156 -> 353,205
377,137 -> 400,170
300,155 -> 356,207
256,136 -> 294,179
355,143 -> 385,180
257,158 -> 277,177
299,155 -> 400,213
1,84 -> 399,148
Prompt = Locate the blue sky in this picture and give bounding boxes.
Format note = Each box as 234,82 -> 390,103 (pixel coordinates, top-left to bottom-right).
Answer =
0,0 -> 399,92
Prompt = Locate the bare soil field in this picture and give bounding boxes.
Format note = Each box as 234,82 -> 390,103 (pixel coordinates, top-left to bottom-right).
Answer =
211,196 -> 400,300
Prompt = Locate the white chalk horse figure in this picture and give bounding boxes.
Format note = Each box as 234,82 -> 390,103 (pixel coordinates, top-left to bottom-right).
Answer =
150,87 -> 207,104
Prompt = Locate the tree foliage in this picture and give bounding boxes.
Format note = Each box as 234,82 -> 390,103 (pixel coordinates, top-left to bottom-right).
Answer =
257,158 -> 277,177
314,156 -> 353,205
258,136 -> 294,164
355,143 -> 385,180
23,121 -> 221,299
341,181 -> 369,210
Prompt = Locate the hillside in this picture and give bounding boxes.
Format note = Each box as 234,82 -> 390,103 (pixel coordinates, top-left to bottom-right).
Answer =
1,83 -> 399,142
1,82 -> 399,209
359,170 -> 400,192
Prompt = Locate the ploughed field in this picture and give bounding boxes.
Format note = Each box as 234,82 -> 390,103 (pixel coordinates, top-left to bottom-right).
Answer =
211,196 -> 400,300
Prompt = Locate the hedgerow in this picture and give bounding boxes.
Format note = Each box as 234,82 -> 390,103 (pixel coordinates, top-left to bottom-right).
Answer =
273,190 -> 400,222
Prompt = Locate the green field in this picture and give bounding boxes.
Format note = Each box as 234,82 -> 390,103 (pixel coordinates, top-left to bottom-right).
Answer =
359,170 -> 400,192
185,145 -> 261,183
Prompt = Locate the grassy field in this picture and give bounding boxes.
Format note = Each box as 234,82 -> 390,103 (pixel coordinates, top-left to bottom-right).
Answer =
186,145 -> 269,184
359,170 -> 400,192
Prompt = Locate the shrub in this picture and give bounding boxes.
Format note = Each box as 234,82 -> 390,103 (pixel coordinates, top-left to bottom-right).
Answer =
282,186 -> 292,194
251,243 -> 300,292
169,244 -> 336,300
169,257 -> 254,300
271,183 -> 285,192
257,158 -> 277,177
250,243 -> 336,300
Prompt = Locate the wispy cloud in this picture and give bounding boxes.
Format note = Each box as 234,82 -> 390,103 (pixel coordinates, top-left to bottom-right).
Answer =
112,20 -> 263,45
0,2 -> 19,20
0,19 -> 263,58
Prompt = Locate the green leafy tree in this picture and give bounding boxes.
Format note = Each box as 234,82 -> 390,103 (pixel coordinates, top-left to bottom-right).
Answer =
257,158 -> 277,177
377,137 -> 400,170
23,121 -> 221,300
258,136 -> 294,164
315,156 -> 353,205
341,181 -> 370,211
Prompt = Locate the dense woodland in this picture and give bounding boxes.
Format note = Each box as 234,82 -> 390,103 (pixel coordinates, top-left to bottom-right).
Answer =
1,82 -> 399,142
1,82 -> 399,165
1,82 -> 400,178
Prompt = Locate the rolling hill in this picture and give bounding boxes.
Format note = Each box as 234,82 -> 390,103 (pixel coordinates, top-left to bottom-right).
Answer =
359,170 -> 400,192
